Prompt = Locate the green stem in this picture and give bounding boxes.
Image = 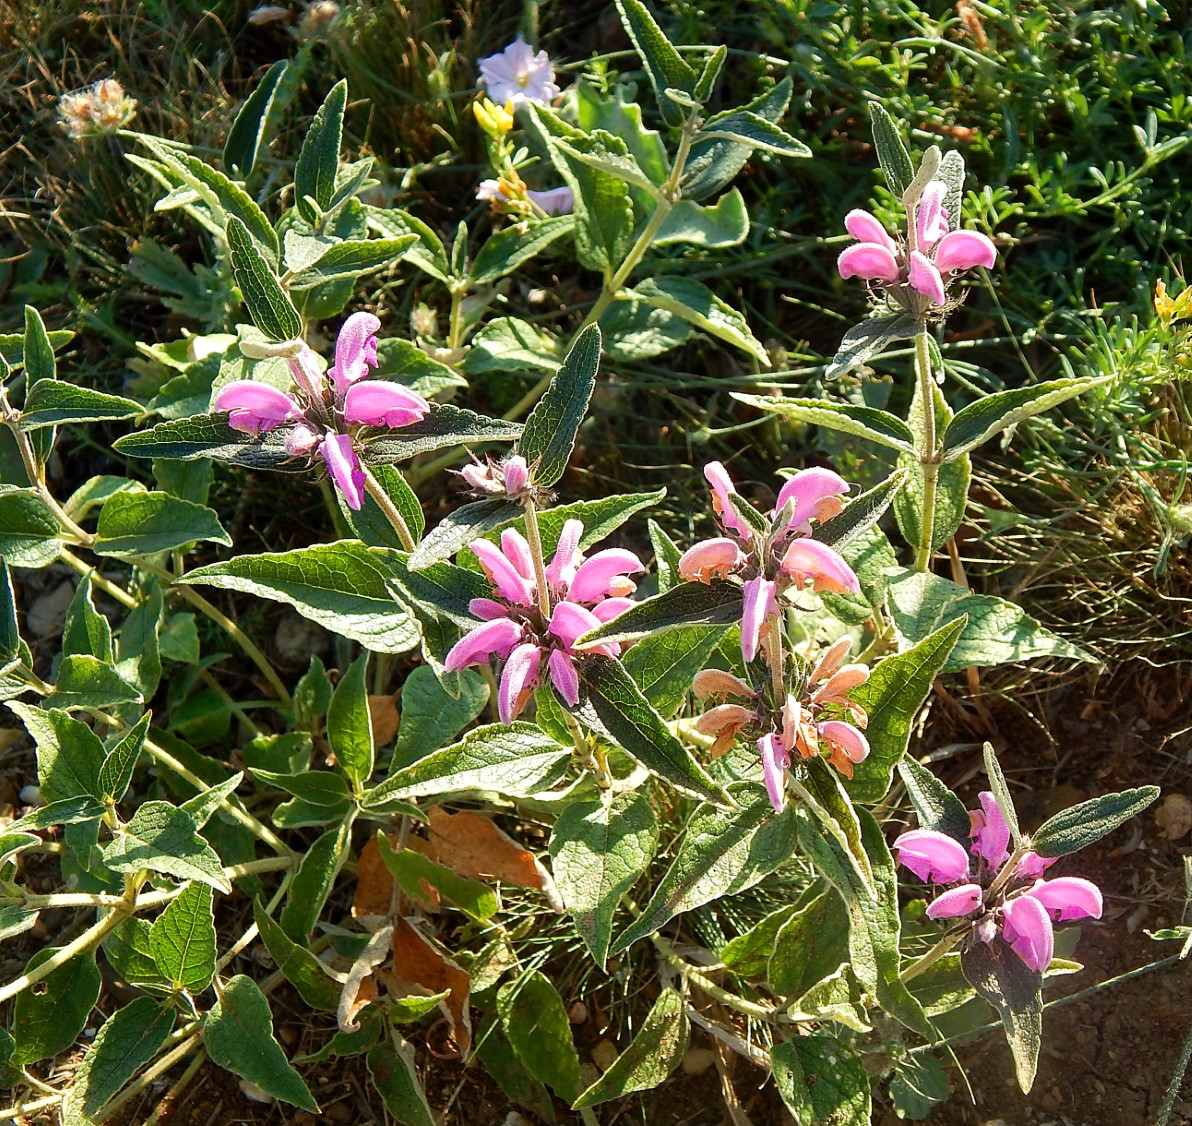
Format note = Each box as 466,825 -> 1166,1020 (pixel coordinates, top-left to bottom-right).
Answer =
362,466 -> 417,551
900,928 -> 962,983
912,329 -> 940,572
520,492 -> 553,620
59,549 -> 137,608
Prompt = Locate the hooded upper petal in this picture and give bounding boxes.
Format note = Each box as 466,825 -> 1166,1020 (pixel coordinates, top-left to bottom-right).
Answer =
1002,893 -> 1054,973
779,539 -> 860,594
471,538 -> 534,605
1026,877 -> 1103,922
677,538 -> 746,584
915,180 -> 950,248
844,208 -> 897,252
285,422 -> 321,456
893,829 -> 971,884
319,432 -> 366,510
774,467 -> 850,536
568,549 -> 646,604
704,462 -> 752,539
740,577 -> 777,663
213,381 -> 301,433
817,720 -> 870,763
547,600 -> 604,650
931,229 -> 997,273
342,381 -> 429,428
328,312 -> 381,394
758,732 -> 791,813
500,529 -> 535,581
547,648 -> 580,706
590,596 -> 635,624
925,882 -> 984,920
837,243 -> 901,283
971,791 -> 1011,869
498,641 -> 542,724
545,519 -> 584,590
908,249 -> 946,306
444,616 -> 524,670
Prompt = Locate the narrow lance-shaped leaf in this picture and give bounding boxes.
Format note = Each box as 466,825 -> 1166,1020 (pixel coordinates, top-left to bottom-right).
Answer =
869,102 -> 915,195
577,580 -> 743,647
960,939 -> 1042,1093
734,392 -> 916,454
226,216 -> 302,342
327,654 -> 374,787
295,80 -> 347,224
518,323 -> 601,488
813,469 -> 910,551
0,559 -> 18,665
983,741 -> 1021,845
826,314 -> 918,379
224,59 -> 289,179
408,498 -> 522,571
149,881 -> 217,994
897,754 -> 971,847
614,0 -> 697,126
18,381 -> 142,430
1032,785 -> 1159,858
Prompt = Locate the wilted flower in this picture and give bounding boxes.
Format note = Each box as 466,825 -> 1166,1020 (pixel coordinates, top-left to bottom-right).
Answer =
444,521 -> 643,721
212,313 -> 430,509
457,453 -> 532,500
678,463 -> 859,664
478,36 -> 559,106
57,79 -> 137,140
893,792 -> 1103,973
838,178 -> 996,312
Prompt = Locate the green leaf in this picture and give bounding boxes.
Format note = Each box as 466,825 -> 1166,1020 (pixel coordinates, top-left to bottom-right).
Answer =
0,905 -> 38,943
295,80 -> 347,224
797,806 -> 934,1037
734,393 -> 916,453
519,324 -> 602,487
845,617 -> 965,803
98,713 -> 152,802
364,206 -> 450,283
364,722 -> 571,808
113,412 -> 311,472
614,0 -> 697,126
22,305 -> 56,386
601,297 -> 692,361
102,801 -> 231,892
44,655 -> 142,711
767,889 -> 850,997
982,740 -> 1021,845
94,491 -> 231,556
250,768 -> 350,806
460,316 -> 562,375
366,1040 -> 435,1126
896,754 -> 971,846
391,665 -> 488,771
182,541 -> 419,654
629,276 -> 767,363
62,575 -> 113,662
224,59 -> 288,178
0,487 -> 63,568
472,1017 -> 556,1121
0,559 -> 17,664
885,569 -> 1095,669
409,498 -> 522,571
653,188 -> 749,248
327,654 -> 374,787
115,584 -> 163,699
18,380 -> 141,430
377,832 -> 498,921
960,939 -> 1042,1093
814,471 -> 909,554
204,975 -> 319,1112
279,820 -> 351,941
288,237 -> 415,288
549,793 -> 658,967
358,402 -> 524,464
622,625 -> 726,719
12,948 -> 102,1064
150,881 -> 217,993
941,376 -> 1110,462
61,997 -> 175,1124
825,314 -> 918,379
226,216 -> 302,341
697,110 -> 810,158
471,216 -> 575,286
1032,786 -> 1160,858
5,796 -> 104,833
101,918 -> 171,995
578,654 -> 729,805
498,971 -> 582,1102
253,899 -> 342,1011
572,987 -> 688,1107
578,581 -> 742,647
341,463 -> 425,550
869,103 -> 915,196
611,784 -> 795,956
0,324 -> 72,371
10,702 -> 104,801
542,131 -> 634,271
771,1034 -> 871,1125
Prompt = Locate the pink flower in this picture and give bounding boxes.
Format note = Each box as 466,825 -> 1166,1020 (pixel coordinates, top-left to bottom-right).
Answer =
459,453 -> 531,498
213,316 -> 430,510
478,37 -> 559,106
893,829 -> 972,884
443,522 -> 643,721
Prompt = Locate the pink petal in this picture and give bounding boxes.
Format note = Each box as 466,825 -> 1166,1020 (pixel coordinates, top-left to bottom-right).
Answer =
329,312 -> 381,394
1027,877 -> 1103,922
774,467 -> 850,536
285,422 -> 321,456
568,549 -> 646,604
503,455 -> 530,495
547,648 -> 580,706
971,792 -> 1011,869
740,577 -> 777,663
1002,894 -> 1054,973
319,432 -> 365,510
837,243 -> 901,283
590,596 -> 635,623
444,616 -> 524,671
697,703 -> 754,737
932,229 -> 996,273
844,208 -> 896,253
287,347 -> 327,400
692,669 -> 754,700
704,462 -> 752,539
677,537 -> 746,583
817,720 -> 869,764
342,381 -> 429,428
925,882 -> 984,920
545,519 -> 584,590
498,642 -> 541,724
1014,851 -> 1057,880
892,829 -> 971,884
500,529 -> 535,581
779,539 -> 860,594
527,186 -> 574,215
758,733 -> 790,813
477,179 -> 505,203
908,249 -> 946,306
213,381 -> 301,433
471,539 -> 534,605
915,181 -> 950,248
468,597 -> 510,621
547,601 -> 603,650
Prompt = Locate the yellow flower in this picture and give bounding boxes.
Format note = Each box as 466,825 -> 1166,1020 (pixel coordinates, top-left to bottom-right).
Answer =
1155,279 -> 1192,326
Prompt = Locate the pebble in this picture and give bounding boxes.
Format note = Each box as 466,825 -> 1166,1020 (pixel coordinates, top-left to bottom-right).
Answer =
591,1039 -> 619,1073
681,1047 -> 716,1076
1155,793 -> 1192,840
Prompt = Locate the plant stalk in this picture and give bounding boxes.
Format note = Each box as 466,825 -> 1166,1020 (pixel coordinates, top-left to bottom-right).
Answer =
912,329 -> 940,571
362,465 -> 418,551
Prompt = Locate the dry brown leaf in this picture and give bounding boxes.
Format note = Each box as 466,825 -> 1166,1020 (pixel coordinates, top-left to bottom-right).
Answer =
353,834 -> 396,919
426,807 -> 544,889
368,694 -> 400,748
391,916 -> 472,1055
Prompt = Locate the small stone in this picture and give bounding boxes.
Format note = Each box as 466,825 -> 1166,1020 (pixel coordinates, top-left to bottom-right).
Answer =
681,1047 -> 716,1076
239,1079 -> 273,1104
591,1039 -> 619,1073
1155,793 -> 1192,840
568,1000 -> 588,1025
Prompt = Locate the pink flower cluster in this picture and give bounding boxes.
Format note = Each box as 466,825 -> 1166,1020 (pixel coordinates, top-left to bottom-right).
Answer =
444,521 -> 644,722
213,314 -> 429,510
894,793 -> 1103,973
838,179 -> 996,309
678,463 -> 861,665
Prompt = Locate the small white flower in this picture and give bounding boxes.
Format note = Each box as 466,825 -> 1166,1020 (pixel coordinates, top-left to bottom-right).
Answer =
478,37 -> 559,106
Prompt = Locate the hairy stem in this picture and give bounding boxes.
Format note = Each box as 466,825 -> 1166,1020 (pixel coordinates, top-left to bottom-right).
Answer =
912,329 -> 940,572
520,492 -> 553,620
362,465 -> 418,551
